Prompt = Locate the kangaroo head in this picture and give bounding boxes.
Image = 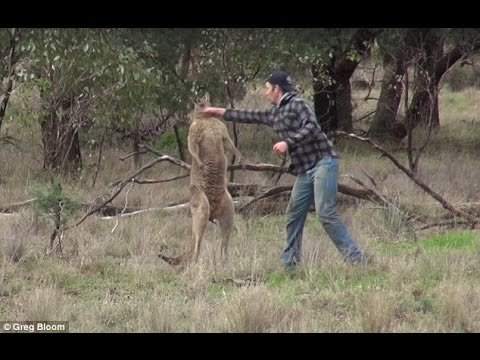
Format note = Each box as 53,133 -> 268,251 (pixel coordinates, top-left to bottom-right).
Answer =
193,92 -> 210,112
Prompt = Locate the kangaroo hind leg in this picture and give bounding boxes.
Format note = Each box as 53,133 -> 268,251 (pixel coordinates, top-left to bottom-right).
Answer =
215,191 -> 234,263
189,187 -> 210,264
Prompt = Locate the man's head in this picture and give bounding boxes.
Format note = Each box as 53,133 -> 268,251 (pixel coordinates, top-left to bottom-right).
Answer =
265,70 -> 295,105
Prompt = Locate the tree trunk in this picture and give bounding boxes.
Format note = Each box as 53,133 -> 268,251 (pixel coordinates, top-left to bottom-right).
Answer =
406,88 -> 440,130
335,70 -> 354,132
312,62 -> 337,133
369,53 -> 405,140
312,29 -> 379,133
133,123 -> 142,169
0,77 -> 13,131
173,124 -> 185,162
312,57 -> 356,133
0,28 -> 19,132
405,30 -> 443,129
40,96 -> 82,174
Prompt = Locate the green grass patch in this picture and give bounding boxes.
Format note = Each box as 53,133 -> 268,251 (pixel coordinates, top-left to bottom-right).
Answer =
419,231 -> 477,253
266,272 -> 296,288
373,231 -> 478,257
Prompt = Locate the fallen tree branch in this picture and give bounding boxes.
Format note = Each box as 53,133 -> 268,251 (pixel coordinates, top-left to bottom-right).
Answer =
415,219 -> 473,231
100,196 -> 254,220
70,155 -> 172,229
227,162 -> 293,173
239,186 -> 292,212
227,183 -> 268,197
101,203 -> 190,219
132,148 -> 390,205
336,131 -> 479,226
0,198 -> 36,213
109,173 -> 189,187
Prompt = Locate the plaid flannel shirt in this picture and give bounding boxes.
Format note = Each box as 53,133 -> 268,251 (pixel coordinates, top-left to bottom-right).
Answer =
223,92 -> 337,173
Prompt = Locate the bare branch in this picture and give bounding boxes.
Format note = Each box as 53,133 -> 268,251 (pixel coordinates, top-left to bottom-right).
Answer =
336,131 -> 479,225
100,196 -> 254,220
0,198 -> 36,213
139,144 -> 192,171
111,182 -> 135,234
131,174 -> 190,184
69,155 -> 171,229
227,162 -> 293,173
354,110 -> 376,123
344,174 -> 389,207
361,169 -> 378,188
120,150 -> 147,161
416,219 -> 472,231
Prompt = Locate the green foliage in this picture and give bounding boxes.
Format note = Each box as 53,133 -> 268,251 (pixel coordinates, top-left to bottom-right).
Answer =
14,29 -> 167,138
9,28 -> 382,150
32,175 -> 80,229
152,126 -> 188,153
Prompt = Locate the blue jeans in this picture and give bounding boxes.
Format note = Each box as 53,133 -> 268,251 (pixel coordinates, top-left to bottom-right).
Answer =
282,157 -> 363,267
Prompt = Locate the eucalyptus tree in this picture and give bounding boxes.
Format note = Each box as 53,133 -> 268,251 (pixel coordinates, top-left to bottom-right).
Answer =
366,28 -> 480,174
276,28 -> 380,133
369,28 -> 416,140
404,29 -> 480,130
15,28 -> 162,174
371,29 -> 480,137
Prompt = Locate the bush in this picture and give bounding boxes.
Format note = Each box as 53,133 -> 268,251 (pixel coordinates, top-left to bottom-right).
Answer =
153,126 -> 188,154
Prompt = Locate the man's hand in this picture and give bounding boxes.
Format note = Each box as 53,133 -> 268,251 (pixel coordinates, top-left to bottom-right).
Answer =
273,141 -> 288,155
200,107 -> 226,117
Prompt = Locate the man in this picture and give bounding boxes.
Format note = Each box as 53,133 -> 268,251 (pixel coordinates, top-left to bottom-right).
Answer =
200,70 -> 364,268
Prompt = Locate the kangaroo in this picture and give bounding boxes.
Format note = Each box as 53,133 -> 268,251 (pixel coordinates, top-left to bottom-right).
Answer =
159,93 -> 245,268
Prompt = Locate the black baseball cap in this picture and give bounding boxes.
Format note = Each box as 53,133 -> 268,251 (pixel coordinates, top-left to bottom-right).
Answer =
266,70 -> 295,93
